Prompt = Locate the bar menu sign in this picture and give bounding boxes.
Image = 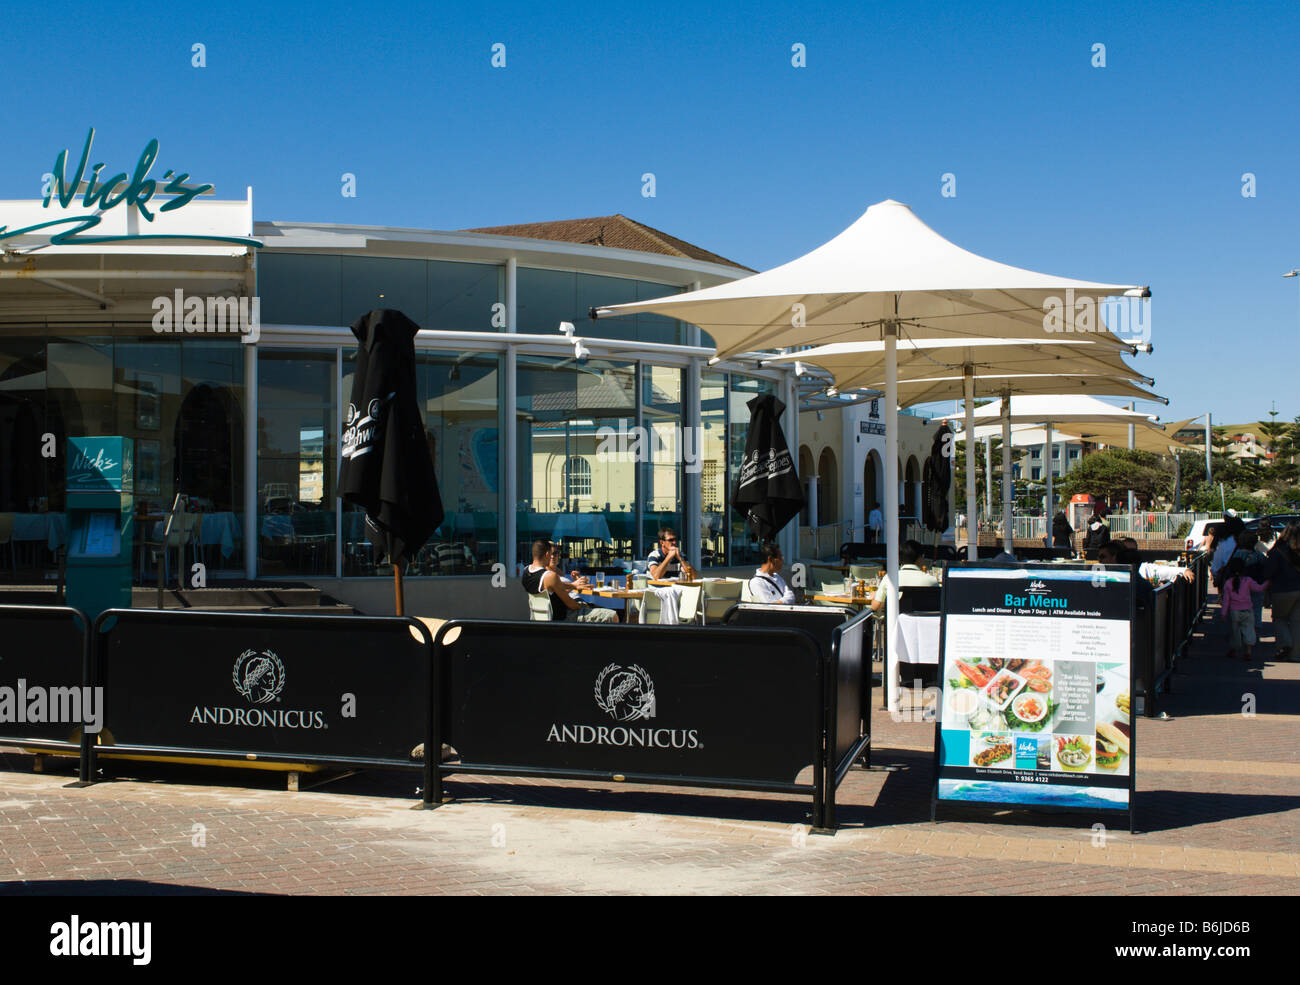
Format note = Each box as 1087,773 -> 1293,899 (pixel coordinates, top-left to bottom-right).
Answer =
933,563 -> 1135,817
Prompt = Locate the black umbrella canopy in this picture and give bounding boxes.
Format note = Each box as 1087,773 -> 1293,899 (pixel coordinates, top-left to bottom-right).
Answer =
731,393 -> 804,542
340,309 -> 444,565
922,424 -> 952,532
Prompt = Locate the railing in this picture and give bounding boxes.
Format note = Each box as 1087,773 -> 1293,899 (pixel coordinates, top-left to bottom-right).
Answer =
1009,511 -> 1252,543
799,521 -> 854,560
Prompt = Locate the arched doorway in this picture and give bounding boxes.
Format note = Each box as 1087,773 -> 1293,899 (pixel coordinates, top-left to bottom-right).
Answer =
864,449 -> 881,519
817,447 -> 838,527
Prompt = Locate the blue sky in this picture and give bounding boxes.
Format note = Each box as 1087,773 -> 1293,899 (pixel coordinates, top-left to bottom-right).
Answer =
3,0 -> 1294,426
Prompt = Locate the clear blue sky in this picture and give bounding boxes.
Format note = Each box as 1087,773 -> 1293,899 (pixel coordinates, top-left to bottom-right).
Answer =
3,0 -> 1294,426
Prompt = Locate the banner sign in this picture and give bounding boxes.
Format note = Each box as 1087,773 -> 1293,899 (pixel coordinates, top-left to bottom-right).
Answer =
439,621 -> 822,786
0,605 -> 91,750
933,563 -> 1135,816
96,610 -> 432,767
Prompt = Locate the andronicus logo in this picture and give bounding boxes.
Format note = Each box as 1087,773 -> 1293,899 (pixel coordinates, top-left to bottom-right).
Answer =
545,663 -> 701,749
188,649 -> 327,729
1042,289 -> 1151,344
0,680 -> 102,733
152,290 -> 260,343
594,419 -> 704,473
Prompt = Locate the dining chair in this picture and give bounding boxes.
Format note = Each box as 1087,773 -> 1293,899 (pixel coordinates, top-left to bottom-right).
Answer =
526,593 -> 553,621
701,579 -> 742,624
677,585 -> 703,624
849,563 -> 882,582
637,588 -> 663,625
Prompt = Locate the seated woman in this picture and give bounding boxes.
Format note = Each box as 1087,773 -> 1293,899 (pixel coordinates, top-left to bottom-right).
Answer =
870,541 -> 939,612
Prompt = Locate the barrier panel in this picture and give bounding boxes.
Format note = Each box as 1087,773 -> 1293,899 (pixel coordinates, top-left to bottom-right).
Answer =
93,609 -> 433,772
0,605 -> 92,765
825,609 -> 873,828
428,619 -> 848,828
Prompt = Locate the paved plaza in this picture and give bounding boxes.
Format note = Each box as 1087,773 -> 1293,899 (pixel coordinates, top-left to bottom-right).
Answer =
0,595 -> 1296,896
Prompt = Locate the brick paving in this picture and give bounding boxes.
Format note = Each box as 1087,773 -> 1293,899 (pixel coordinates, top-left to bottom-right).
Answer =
0,592 -> 1296,895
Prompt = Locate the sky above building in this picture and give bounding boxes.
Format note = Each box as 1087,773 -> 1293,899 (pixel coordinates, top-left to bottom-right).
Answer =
2,0 -> 1295,426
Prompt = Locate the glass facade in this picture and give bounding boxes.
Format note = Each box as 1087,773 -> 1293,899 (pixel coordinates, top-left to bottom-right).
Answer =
0,251 -> 781,586
0,332 -> 246,582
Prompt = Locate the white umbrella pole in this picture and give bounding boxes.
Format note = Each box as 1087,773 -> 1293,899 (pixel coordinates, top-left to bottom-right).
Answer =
1001,392 -> 1013,553
964,367 -> 977,561
1127,402 -> 1135,514
1045,421 -> 1054,534
885,322 -> 900,713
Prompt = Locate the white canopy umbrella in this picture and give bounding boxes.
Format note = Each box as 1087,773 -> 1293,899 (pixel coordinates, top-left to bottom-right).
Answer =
594,200 -> 1148,712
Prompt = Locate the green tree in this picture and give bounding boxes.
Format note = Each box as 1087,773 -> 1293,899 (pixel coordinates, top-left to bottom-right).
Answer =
1055,448 -> 1167,504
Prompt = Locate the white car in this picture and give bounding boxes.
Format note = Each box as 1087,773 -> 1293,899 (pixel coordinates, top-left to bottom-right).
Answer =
1185,519 -> 1223,553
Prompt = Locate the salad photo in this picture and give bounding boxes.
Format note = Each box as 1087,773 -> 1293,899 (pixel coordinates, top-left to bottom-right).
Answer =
1055,735 -> 1093,772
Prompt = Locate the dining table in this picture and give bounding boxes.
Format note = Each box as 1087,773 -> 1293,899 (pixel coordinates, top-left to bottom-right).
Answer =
575,584 -> 642,621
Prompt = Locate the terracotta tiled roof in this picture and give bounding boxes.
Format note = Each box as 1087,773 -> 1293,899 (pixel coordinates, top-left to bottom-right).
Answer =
462,214 -> 753,271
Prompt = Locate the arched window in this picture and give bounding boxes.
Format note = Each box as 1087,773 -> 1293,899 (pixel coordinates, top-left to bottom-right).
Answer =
564,456 -> 591,498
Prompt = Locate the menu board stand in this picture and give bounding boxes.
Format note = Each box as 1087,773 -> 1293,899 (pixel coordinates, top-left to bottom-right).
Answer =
930,561 -> 1136,834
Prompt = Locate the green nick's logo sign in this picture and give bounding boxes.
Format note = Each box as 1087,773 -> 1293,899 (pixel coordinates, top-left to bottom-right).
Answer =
0,127 -> 260,247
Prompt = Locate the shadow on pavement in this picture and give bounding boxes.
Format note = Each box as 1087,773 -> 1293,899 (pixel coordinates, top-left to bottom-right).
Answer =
0,880 -> 268,896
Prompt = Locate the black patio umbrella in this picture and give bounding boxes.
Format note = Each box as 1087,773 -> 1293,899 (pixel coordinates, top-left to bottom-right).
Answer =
340,309 -> 444,614
922,423 -> 952,532
731,393 -> 804,542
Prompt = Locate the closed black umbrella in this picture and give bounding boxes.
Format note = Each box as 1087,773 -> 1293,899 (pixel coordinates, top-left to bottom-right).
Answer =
340,309 -> 444,613
922,423 -> 952,532
731,393 -> 804,542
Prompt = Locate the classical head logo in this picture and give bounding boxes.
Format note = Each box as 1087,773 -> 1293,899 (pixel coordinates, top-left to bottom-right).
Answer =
233,649 -> 286,705
594,664 -> 656,722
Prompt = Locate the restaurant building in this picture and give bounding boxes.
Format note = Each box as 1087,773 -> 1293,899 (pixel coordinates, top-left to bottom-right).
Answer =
0,180 -> 824,614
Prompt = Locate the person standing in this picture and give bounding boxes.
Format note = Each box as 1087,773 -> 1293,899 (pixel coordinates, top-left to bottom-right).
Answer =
1051,511 -> 1074,551
1220,557 -> 1269,661
1264,522 -> 1300,661
867,502 -> 884,546
1083,512 -> 1110,552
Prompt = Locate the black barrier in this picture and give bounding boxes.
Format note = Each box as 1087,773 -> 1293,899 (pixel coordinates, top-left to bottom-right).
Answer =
824,608 -> 873,829
92,609 -> 434,774
428,619 -> 847,828
721,603 -> 852,663
0,605 -> 93,773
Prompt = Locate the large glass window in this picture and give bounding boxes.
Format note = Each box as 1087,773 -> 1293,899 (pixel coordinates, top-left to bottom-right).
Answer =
257,349 -> 337,577
516,354 -> 637,569
517,268 -> 685,344
640,364 -> 684,556
699,371 -> 728,565
341,349 -> 501,576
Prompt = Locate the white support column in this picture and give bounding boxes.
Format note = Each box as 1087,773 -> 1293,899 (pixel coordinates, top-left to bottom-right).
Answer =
1127,402 -> 1136,515
884,322 -> 901,712
244,341 -> 258,579
807,473 -> 819,529
1044,421 -> 1054,530
685,356 -> 703,567
503,258 -> 518,572
964,367 -> 977,561
984,435 -> 993,526
780,369 -> 799,565
1001,392 -> 1013,553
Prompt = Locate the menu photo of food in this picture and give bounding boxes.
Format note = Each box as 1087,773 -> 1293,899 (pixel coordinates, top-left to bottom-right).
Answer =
969,731 -> 1014,768
943,657 -> 1058,735
1091,661 -> 1132,776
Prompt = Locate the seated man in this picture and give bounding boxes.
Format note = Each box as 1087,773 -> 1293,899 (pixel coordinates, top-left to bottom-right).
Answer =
870,540 -> 939,612
521,540 -> 617,622
1120,535 -> 1193,585
749,541 -> 796,604
647,526 -> 696,581
1098,541 -> 1154,606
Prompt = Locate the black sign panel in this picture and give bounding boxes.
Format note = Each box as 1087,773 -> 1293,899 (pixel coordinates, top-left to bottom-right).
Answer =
934,563 -> 1135,816
0,605 -> 90,749
439,621 -> 822,786
97,610 -> 432,767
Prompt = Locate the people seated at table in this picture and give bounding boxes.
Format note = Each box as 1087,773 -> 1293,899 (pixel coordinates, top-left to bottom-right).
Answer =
1116,536 -> 1193,585
521,539 -> 617,622
1098,541 -> 1154,606
870,541 -> 939,612
748,541 -> 796,604
647,526 -> 696,581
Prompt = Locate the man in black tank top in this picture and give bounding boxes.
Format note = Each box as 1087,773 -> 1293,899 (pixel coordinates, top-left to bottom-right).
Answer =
521,539 -> 617,622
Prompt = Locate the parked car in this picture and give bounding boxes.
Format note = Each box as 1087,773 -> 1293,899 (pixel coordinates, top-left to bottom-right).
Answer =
1185,518 -> 1224,552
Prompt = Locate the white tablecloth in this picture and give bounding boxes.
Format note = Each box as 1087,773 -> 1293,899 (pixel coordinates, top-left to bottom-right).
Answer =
896,613 -> 940,665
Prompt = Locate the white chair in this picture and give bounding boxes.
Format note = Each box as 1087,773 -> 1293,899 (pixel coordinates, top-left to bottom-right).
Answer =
740,578 -> 755,603
701,579 -> 742,624
527,592 -> 553,621
638,588 -> 663,625
677,585 -> 703,624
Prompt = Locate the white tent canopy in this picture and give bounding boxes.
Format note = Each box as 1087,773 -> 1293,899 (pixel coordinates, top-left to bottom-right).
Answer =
594,199 -> 1146,360
940,394 -> 1163,428
593,199 -> 1149,713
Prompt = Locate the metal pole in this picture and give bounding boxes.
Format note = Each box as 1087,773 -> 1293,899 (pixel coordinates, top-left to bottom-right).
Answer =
503,258 -> 518,572
964,367 -> 977,560
884,321 -> 900,713
983,434 -> 992,526
1044,421 -> 1054,537
1127,402 -> 1135,515
1205,412 -> 1212,486
1001,392 -> 1012,554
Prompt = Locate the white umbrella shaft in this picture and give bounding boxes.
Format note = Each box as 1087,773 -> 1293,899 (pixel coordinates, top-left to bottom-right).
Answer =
885,325 -> 900,713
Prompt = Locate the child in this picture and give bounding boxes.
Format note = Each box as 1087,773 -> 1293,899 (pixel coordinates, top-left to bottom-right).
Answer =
1220,557 -> 1269,661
